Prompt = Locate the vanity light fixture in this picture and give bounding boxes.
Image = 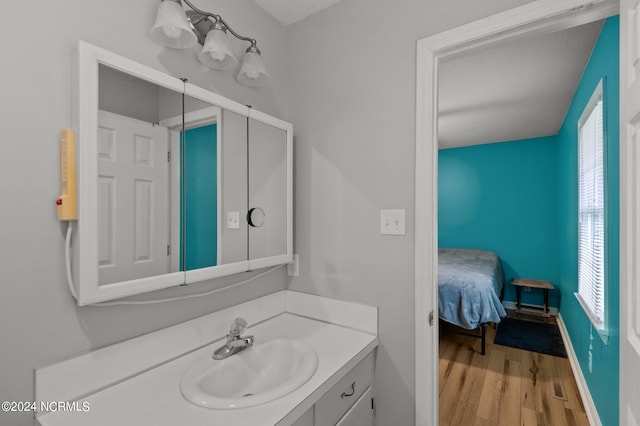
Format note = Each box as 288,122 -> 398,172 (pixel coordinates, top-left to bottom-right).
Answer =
150,0 -> 270,87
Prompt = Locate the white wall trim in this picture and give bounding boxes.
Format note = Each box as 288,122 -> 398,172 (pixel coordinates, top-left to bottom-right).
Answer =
556,313 -> 602,426
414,1 -> 618,424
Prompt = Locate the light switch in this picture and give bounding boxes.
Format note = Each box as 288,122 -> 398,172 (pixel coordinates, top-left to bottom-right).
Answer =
227,211 -> 240,229
380,209 -> 406,235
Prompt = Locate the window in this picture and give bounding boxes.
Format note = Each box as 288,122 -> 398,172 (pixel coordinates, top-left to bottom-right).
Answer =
575,80 -> 607,337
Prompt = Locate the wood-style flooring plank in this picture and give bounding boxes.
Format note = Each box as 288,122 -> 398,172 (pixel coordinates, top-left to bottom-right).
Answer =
521,406 -> 546,426
473,416 -> 497,426
553,356 -> 585,412
458,346 -> 490,405
440,344 -> 477,421
565,408 -> 590,426
521,350 -> 544,412
539,364 -> 570,426
439,316 -> 589,426
439,340 -> 462,394
504,345 -> 525,362
449,400 -> 479,426
475,347 -> 506,422
497,359 -> 522,426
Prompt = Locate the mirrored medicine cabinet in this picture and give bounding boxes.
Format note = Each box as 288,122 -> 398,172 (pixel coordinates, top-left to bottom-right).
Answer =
74,41 -> 292,305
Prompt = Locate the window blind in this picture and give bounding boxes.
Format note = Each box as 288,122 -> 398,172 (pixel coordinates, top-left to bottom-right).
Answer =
576,94 -> 605,329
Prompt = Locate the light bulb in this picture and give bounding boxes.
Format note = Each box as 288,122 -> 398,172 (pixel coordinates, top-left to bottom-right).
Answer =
209,51 -> 226,62
163,26 -> 182,40
245,69 -> 260,80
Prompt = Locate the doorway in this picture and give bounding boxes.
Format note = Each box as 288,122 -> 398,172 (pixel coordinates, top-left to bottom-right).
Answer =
413,1 -> 619,425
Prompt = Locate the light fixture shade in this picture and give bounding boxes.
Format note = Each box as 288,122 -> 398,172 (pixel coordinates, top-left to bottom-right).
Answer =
237,51 -> 270,87
198,28 -> 238,70
150,0 -> 198,49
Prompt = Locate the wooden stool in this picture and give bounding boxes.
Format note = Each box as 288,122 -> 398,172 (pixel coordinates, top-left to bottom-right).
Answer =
511,278 -> 554,320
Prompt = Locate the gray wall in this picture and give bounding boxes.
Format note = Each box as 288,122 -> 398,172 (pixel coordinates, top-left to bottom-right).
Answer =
0,1 -> 286,425
284,0 -> 535,424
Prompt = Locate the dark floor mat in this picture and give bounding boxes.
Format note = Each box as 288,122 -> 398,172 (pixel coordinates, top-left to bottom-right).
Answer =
494,317 -> 567,358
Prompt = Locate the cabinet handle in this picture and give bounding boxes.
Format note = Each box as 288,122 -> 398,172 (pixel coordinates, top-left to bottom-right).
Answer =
340,381 -> 355,398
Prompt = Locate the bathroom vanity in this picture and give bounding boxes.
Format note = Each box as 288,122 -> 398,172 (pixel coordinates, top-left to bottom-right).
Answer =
35,291 -> 378,425
292,351 -> 375,426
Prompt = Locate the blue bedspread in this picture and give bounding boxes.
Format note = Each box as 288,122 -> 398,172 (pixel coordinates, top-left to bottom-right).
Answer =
438,248 -> 506,330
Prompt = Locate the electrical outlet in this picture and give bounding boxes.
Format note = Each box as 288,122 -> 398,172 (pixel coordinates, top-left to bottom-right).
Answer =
227,211 -> 240,229
287,254 -> 299,277
380,209 -> 406,235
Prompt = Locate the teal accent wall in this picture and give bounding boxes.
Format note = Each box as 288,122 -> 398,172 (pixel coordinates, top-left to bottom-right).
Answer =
181,124 -> 218,270
438,136 -> 560,307
556,16 -> 619,426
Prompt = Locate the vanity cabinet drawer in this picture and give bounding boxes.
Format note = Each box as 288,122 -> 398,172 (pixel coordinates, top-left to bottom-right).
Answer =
335,386 -> 374,426
314,352 -> 374,426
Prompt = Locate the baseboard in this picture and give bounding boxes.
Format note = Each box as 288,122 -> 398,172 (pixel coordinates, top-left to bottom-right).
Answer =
502,300 -> 558,316
556,313 -> 602,426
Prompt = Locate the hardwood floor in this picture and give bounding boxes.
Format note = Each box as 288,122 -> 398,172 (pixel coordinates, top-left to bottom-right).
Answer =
438,319 -> 589,426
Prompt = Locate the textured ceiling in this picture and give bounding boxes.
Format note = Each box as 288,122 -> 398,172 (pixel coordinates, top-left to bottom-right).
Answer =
438,20 -> 604,149
252,0 -> 342,25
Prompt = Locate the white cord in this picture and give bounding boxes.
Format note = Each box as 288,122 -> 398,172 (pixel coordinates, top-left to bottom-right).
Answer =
64,221 -> 281,306
65,221 -> 78,301
94,265 -> 281,306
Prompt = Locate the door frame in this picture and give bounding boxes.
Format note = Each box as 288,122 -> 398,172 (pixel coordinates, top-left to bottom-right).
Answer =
413,0 -> 619,424
160,106 -> 223,270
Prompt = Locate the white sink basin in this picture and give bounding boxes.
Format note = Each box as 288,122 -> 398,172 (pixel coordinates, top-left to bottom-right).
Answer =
180,337 -> 319,409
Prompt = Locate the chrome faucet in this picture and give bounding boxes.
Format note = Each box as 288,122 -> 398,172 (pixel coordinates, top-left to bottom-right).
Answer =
212,318 -> 255,360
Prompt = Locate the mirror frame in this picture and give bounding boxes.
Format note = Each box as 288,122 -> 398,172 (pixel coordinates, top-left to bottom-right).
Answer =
244,107 -> 293,271
74,41 -> 292,305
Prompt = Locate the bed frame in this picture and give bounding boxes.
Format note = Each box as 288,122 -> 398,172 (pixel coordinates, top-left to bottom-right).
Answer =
441,321 -> 490,355
441,285 -> 504,355
441,253 -> 506,355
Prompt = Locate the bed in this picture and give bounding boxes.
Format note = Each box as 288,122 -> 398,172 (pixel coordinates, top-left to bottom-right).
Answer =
438,248 -> 507,354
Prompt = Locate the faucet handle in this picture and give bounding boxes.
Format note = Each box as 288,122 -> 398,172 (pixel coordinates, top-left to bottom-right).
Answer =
229,317 -> 248,337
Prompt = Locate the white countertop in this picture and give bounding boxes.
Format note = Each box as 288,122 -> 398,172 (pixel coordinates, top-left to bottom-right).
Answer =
36,292 -> 378,426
